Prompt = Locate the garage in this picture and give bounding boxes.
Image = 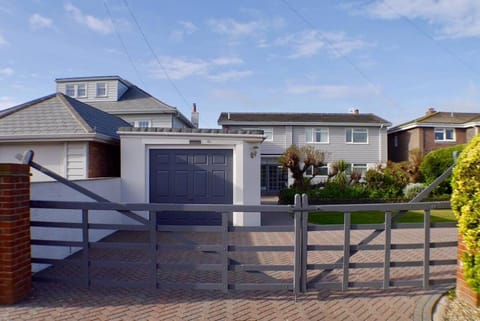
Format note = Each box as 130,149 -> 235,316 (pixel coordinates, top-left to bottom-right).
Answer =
119,127 -> 264,227
149,149 -> 233,225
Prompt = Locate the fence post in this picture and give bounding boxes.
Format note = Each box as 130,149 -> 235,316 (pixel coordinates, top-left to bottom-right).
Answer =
293,194 -> 302,295
0,164 -> 31,304
301,193 -> 308,293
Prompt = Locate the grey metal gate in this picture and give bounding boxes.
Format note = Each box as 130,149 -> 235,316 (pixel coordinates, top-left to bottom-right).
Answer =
30,196 -> 456,292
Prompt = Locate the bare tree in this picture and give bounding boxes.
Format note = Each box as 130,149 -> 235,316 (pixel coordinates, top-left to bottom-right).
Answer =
278,145 -> 325,190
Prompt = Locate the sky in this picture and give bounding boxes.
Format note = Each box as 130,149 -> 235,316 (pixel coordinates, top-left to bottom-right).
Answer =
1,0 -> 480,128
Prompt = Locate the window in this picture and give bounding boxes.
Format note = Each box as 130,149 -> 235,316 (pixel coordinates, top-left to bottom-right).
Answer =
246,128 -> 273,141
434,128 -> 455,142
306,128 -> 329,143
65,84 -> 75,97
346,128 -> 368,143
131,120 -> 151,128
261,128 -> 273,141
77,84 -> 86,97
350,163 -> 367,177
305,165 -> 329,176
394,135 -> 398,148
96,82 -> 107,97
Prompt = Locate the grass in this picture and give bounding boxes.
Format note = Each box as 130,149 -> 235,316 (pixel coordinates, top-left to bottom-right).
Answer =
308,209 -> 456,225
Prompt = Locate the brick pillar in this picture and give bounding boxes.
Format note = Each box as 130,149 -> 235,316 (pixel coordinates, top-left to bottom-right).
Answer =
0,164 -> 31,304
457,234 -> 480,307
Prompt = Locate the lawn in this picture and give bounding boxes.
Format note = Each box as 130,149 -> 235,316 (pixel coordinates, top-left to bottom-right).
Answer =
308,209 -> 456,225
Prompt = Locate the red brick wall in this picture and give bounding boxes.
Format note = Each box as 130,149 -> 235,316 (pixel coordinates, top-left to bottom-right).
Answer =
457,235 -> 480,307
88,142 -> 120,178
423,128 -> 466,155
0,163 -> 31,304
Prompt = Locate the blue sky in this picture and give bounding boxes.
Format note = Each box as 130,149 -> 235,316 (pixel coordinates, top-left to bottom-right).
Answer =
1,0 -> 480,128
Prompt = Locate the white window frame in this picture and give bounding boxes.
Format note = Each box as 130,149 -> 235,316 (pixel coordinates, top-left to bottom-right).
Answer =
434,128 -> 455,142
306,127 -> 329,144
96,82 -> 107,97
246,128 -> 273,141
305,165 -> 329,177
65,84 -> 75,97
77,83 -> 86,98
132,120 -> 152,128
346,128 -> 368,144
350,163 -> 368,177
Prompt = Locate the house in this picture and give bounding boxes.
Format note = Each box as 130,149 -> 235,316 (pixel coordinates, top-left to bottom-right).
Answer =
0,75 -> 197,182
218,110 -> 391,194
387,108 -> 480,162
55,75 -> 195,128
0,93 -> 131,181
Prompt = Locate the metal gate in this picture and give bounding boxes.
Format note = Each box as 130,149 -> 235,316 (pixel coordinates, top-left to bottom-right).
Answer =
30,196 -> 456,292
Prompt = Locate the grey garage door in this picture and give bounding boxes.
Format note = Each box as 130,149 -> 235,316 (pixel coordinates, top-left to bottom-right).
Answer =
149,149 -> 233,225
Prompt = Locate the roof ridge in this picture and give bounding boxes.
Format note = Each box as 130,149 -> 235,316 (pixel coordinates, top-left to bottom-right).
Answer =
0,93 -> 57,119
56,93 -> 93,133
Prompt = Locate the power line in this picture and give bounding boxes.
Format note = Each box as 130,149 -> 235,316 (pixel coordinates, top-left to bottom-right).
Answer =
122,0 -> 191,108
378,0 -> 480,78
103,0 -> 147,89
280,0 -> 401,109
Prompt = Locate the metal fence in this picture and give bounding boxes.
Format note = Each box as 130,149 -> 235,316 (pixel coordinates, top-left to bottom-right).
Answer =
30,195 -> 456,293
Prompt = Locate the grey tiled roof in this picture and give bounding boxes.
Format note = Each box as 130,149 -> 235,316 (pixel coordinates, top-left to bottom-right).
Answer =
389,111 -> 480,132
62,95 -> 132,139
87,85 -> 178,115
217,112 -> 390,125
0,93 -> 131,140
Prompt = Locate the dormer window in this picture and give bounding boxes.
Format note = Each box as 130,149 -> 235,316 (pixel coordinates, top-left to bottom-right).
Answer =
65,84 -> 75,97
65,83 -> 86,98
77,84 -> 86,97
96,83 -> 107,97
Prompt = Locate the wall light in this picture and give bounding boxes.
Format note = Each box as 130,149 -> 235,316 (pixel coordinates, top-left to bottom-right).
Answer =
250,145 -> 259,159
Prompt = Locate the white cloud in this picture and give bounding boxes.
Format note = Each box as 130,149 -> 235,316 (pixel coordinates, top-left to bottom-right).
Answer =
277,30 -> 369,59
170,20 -> 198,42
362,0 -> 480,38
0,67 -> 14,77
29,13 -> 53,30
65,3 -> 113,35
150,56 -> 252,82
207,16 -> 285,46
208,18 -> 261,37
0,96 -> 19,110
0,34 -> 7,47
207,70 -> 253,82
287,84 -> 380,98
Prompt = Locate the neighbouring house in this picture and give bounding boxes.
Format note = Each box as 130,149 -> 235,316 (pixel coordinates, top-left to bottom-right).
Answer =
218,110 -> 391,194
55,75 -> 196,128
387,108 -> 480,162
0,93 -> 131,181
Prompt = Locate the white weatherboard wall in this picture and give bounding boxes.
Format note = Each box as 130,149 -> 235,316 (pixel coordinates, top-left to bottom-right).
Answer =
0,142 -> 88,181
31,178 -> 122,272
120,130 -> 263,226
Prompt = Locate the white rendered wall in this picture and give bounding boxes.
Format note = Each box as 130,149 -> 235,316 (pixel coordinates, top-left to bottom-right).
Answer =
120,133 -> 262,226
0,143 -> 67,181
30,178 -> 122,272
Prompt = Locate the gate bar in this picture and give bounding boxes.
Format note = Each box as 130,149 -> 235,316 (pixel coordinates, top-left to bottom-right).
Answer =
18,150 -> 148,225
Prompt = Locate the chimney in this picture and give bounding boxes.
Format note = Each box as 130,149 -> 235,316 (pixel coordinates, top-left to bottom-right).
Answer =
426,107 -> 436,115
353,108 -> 359,115
191,103 -> 199,128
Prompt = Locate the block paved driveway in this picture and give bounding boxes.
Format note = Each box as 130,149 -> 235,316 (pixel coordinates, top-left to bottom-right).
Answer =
1,225 -> 457,321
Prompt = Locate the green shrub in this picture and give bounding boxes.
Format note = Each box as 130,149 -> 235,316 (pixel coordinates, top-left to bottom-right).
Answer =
451,135 -> 480,293
403,183 -> 425,199
365,162 -> 408,199
420,145 -> 465,195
